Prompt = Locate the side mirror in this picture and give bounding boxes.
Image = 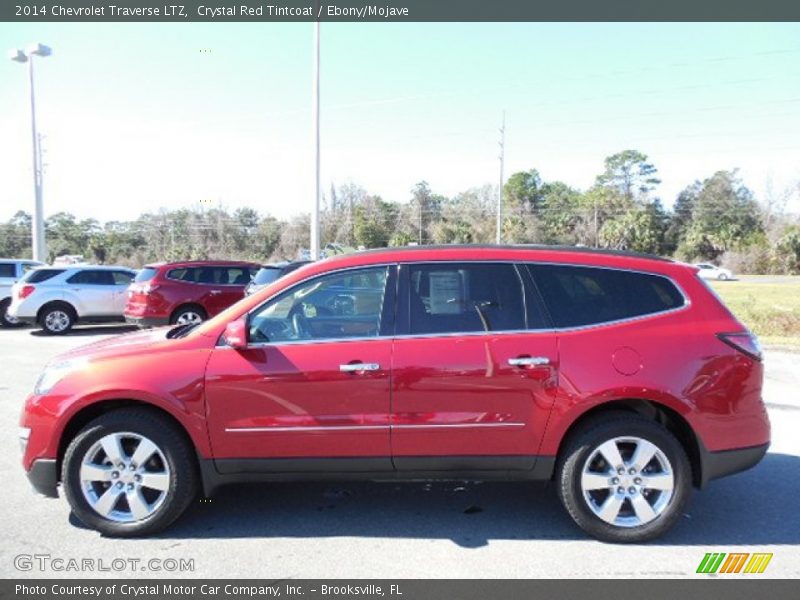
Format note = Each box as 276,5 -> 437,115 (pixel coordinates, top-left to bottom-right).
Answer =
223,318 -> 248,350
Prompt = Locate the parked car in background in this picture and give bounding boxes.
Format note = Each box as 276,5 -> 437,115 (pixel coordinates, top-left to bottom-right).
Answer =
21,246 -> 769,541
244,260 -> 311,297
0,259 -> 45,327
125,260 -> 259,327
694,263 -> 734,281
53,255 -> 88,266
8,265 -> 136,334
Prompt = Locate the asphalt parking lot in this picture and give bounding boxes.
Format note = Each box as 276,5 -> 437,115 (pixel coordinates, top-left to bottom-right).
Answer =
1,325 -> 798,579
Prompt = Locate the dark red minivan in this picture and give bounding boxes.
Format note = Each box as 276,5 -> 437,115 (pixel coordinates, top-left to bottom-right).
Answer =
124,260 -> 259,327
21,246 -> 769,542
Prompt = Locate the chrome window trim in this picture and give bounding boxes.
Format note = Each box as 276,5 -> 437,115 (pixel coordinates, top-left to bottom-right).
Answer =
224,258 -> 690,349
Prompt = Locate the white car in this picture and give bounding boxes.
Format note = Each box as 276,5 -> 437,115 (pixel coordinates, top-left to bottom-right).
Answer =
8,265 -> 136,335
695,263 -> 734,281
0,259 -> 45,327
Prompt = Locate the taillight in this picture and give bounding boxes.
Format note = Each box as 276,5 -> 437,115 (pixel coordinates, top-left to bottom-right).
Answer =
18,285 -> 35,300
718,332 -> 762,361
139,284 -> 160,295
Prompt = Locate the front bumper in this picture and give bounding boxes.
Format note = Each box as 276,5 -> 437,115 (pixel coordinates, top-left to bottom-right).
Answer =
699,442 -> 769,488
26,459 -> 58,498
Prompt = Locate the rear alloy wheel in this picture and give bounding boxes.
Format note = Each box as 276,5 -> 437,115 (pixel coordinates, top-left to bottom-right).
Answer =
63,409 -> 198,536
170,306 -> 206,326
0,298 -> 22,328
41,306 -> 74,335
557,413 -> 691,543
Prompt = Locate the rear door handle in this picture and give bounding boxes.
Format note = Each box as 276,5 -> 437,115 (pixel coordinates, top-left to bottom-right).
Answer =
340,362 -> 380,372
209,290 -> 222,295
508,356 -> 550,367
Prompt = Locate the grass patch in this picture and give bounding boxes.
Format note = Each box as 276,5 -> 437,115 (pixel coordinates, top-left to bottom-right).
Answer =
709,278 -> 800,350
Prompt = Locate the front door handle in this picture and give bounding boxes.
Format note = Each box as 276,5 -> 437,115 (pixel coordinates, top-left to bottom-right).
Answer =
340,362 -> 380,372
210,290 -> 222,295
508,356 -> 550,367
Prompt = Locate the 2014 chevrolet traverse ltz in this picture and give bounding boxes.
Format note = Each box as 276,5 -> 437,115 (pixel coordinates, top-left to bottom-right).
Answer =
20,246 -> 769,542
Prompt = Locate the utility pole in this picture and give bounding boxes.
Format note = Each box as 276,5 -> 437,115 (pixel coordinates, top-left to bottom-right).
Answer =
418,197 -> 423,245
10,44 -> 51,262
310,19 -> 321,260
496,110 -> 505,245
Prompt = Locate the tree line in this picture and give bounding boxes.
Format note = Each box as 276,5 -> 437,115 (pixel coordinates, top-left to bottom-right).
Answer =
1,149 -> 799,274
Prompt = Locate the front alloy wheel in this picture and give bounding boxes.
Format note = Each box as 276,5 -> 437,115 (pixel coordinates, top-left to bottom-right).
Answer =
63,408 -> 198,536
79,432 -> 171,523
557,413 -> 691,543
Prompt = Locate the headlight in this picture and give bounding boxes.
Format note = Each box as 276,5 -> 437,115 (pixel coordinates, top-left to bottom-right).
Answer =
34,359 -> 88,395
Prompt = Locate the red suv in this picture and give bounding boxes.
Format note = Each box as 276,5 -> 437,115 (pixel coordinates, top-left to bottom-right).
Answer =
124,260 -> 259,327
20,246 -> 769,542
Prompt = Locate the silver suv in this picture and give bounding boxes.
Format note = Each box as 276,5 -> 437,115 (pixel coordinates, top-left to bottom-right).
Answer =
8,265 -> 136,335
0,259 -> 45,327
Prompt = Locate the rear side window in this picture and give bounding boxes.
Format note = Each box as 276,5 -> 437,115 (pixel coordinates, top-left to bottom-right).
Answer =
135,268 -> 158,283
23,269 -> 64,283
407,263 -> 527,334
167,268 -> 198,283
67,270 -> 116,285
0,263 -> 15,277
528,264 -> 685,328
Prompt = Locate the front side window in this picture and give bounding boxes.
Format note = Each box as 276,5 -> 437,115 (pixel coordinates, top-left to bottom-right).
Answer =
249,266 -> 389,344
528,264 -> 685,328
407,263 -> 527,334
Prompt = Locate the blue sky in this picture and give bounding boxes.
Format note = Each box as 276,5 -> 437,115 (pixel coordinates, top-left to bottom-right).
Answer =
1,22 -> 798,223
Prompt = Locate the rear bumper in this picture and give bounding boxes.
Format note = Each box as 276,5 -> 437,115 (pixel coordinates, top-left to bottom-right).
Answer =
26,458 -> 58,498
699,442 -> 769,488
125,315 -> 169,328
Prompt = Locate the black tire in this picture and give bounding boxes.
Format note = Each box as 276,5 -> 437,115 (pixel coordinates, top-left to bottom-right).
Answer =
0,298 -> 23,328
39,303 -> 76,335
556,412 -> 691,543
169,305 -> 207,326
62,408 -> 198,537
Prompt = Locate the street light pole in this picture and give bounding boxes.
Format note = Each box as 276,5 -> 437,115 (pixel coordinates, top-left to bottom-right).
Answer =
9,43 -> 51,263
27,54 -> 46,262
310,21 -> 321,260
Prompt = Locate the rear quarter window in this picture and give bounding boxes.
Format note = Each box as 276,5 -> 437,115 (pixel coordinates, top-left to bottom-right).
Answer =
528,264 -> 685,328
23,269 -> 64,283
